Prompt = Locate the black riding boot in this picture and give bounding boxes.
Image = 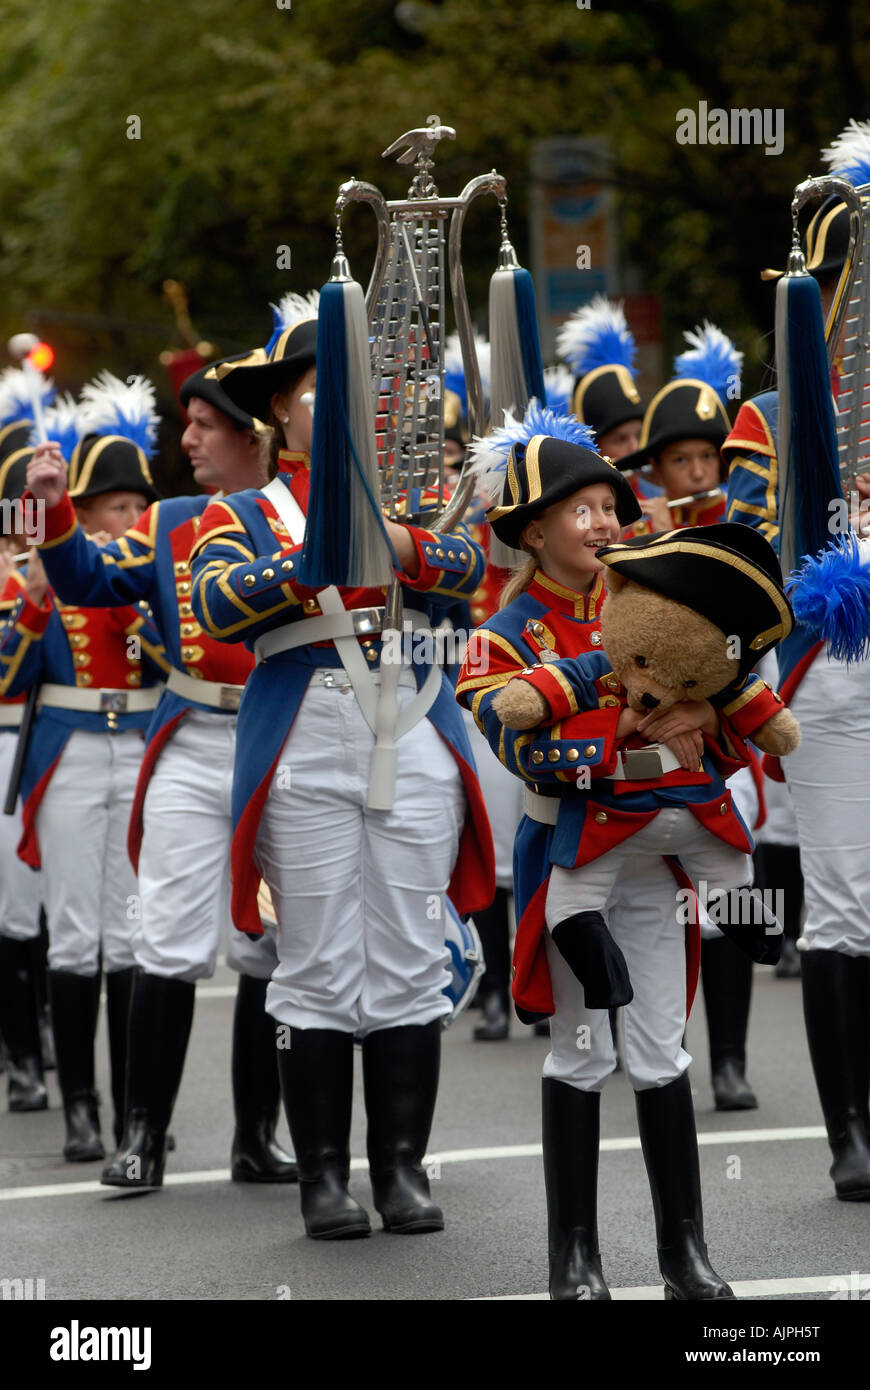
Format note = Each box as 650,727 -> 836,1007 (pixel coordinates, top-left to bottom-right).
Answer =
230,974 -> 297,1182
542,1078 -> 610,1301
700,937 -> 757,1110
754,843 -> 804,979
550,911 -> 634,1010
101,973 -> 195,1189
472,888 -> 511,1041
801,950 -> 870,1200
362,1021 -> 444,1233
30,916 -> 56,1069
105,967 -> 136,1149
635,1074 -> 735,1300
705,886 -> 782,966
0,936 -> 48,1112
48,969 -> 103,1161
276,1027 -> 370,1239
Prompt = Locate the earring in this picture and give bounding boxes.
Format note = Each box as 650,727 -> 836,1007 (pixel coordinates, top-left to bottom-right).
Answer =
280,414 -> 290,423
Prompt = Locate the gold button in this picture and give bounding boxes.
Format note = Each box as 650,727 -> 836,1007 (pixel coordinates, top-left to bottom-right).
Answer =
77,672 -> 93,687
448,550 -> 456,561
531,622 -> 543,636
719,802 -> 728,815
459,553 -> 467,563
590,632 -> 602,646
606,677 -> 619,690
304,598 -> 319,613
178,602 -> 193,617
365,649 -> 378,663
435,548 -> 445,559
531,750 -> 544,765
262,568 -> 275,581
547,749 -> 560,763
750,635 -> 764,650
566,748 -> 580,762
243,575 -> 256,588
174,561 -> 188,575
281,559 -> 293,573
182,646 -> 198,661
125,671 -> 141,687
176,580 -> 191,595
584,744 -> 597,757
73,653 -> 89,667
180,622 -> 200,637
594,811 -> 608,824
603,697 -> 620,707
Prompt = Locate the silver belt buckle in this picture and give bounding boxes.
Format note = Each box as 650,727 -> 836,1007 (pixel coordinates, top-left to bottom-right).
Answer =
100,692 -> 129,713
621,747 -> 665,779
218,685 -> 242,711
351,607 -> 384,636
321,671 -> 352,694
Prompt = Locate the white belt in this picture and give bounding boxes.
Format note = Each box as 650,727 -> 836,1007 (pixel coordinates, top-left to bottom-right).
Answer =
166,667 -> 245,711
254,606 -> 386,663
38,683 -> 162,714
0,705 -> 23,727
608,744 -> 682,781
524,788 -> 560,826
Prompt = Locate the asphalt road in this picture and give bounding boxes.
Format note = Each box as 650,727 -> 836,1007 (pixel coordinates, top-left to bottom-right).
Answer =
2,962 -> 869,1304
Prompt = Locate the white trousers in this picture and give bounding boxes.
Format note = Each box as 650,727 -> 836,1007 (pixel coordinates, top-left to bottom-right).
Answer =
257,675 -> 465,1035
37,729 -> 142,975
462,706 -> 523,888
785,651 -> 870,956
544,855 -> 693,1092
546,807 -> 752,928
0,732 -> 42,942
135,709 -> 279,982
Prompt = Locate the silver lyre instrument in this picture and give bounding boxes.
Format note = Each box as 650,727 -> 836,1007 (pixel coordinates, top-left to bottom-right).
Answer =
335,122 -> 505,531
791,174 -> 866,494
333,123 -> 508,809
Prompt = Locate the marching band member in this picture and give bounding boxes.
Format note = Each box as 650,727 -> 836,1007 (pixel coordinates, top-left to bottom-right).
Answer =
188,302 -> 493,1240
25,353 -> 298,1191
456,406 -> 782,1300
725,118 -> 870,1200
0,392 -> 168,1163
0,432 -> 48,1113
556,296 -> 646,462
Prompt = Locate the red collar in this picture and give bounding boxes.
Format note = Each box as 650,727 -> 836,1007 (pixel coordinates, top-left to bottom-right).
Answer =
527,569 -> 606,621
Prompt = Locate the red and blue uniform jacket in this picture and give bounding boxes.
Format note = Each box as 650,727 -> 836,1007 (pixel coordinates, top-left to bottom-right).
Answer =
723,389 -> 825,778
188,450 -> 495,936
455,567 -> 783,1018
33,489 -> 253,867
0,567 -> 167,867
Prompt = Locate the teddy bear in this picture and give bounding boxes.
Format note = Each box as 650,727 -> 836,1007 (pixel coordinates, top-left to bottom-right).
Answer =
489,529 -> 801,1010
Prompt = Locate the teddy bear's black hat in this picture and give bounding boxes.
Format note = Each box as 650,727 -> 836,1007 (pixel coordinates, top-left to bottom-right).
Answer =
597,523 -> 794,677
487,434 -> 642,549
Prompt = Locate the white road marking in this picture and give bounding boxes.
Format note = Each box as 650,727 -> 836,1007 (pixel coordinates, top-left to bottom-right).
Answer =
482,1273 -> 867,1300
0,1125 -> 828,1202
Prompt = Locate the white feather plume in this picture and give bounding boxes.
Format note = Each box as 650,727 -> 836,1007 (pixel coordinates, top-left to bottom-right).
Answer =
555,295 -> 637,378
78,370 -> 160,457
0,365 -> 55,427
820,118 -> 870,188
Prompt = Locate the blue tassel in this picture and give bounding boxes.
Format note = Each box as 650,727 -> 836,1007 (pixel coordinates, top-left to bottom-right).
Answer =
789,534 -> 870,664
513,268 -> 545,404
776,273 -> 842,578
298,280 -> 396,588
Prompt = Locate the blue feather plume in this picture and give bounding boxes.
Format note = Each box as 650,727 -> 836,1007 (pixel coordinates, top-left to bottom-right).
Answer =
0,366 -> 55,427
674,321 -> 742,406
468,397 -> 597,500
265,291 -> 320,355
79,371 -> 159,458
788,534 -> 870,664
821,118 -> 870,190
31,394 -> 84,461
555,296 -> 637,378
443,330 -> 491,413
543,364 -> 574,416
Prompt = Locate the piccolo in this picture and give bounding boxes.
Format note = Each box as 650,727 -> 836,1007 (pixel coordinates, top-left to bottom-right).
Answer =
665,488 -> 724,509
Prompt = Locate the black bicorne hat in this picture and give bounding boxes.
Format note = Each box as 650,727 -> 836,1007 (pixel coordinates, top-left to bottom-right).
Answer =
68,434 -> 160,505
486,434 -> 642,549
212,292 -> 319,426
179,354 -> 256,431
0,447 -> 31,505
597,522 -> 794,678
572,365 -> 644,440
0,420 -> 31,467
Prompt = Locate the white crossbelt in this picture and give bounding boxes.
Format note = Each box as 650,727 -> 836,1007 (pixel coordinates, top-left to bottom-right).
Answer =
38,683 -> 162,714
166,666 -> 244,711
259,476 -> 446,807
0,705 -> 23,727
